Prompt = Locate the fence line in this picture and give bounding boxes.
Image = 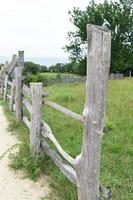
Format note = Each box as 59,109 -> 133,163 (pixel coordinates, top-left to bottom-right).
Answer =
42,73 -> 124,86
0,24 -> 112,200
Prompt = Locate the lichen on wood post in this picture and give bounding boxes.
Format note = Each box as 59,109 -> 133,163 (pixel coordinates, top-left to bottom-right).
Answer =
75,25 -> 111,200
30,83 -> 43,158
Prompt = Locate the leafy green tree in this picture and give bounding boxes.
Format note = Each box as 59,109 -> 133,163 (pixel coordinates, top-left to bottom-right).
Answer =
49,63 -> 65,73
49,62 -> 85,74
23,61 -> 48,75
23,62 -> 40,75
39,65 -> 48,73
65,0 -> 133,74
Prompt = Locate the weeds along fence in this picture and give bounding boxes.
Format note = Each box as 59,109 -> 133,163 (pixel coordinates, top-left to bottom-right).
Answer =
0,25 -> 112,200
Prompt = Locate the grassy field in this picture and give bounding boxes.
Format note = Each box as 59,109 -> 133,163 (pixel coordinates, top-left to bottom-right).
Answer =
0,78 -> 133,199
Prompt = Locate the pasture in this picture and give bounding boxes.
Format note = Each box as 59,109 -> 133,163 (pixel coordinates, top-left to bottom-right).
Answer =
2,78 -> 132,200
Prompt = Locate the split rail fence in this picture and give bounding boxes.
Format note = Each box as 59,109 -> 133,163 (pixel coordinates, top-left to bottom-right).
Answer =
0,25 -> 112,200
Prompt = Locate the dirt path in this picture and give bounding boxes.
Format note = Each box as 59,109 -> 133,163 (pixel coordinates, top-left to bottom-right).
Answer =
0,105 -> 50,200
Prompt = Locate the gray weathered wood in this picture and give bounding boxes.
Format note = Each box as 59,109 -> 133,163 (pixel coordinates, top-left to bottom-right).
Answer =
45,101 -> 83,123
0,62 -> 8,95
23,116 -> 31,130
4,74 -> 8,101
41,120 -> 75,165
15,51 -> 24,121
6,55 -> 17,74
23,84 -> 31,96
15,67 -> 23,121
30,83 -> 43,158
0,61 -> 8,81
23,84 -> 48,97
75,25 -> 111,200
9,80 -> 15,111
41,139 -> 77,184
16,51 -> 24,68
41,122 -> 111,198
22,97 -> 32,114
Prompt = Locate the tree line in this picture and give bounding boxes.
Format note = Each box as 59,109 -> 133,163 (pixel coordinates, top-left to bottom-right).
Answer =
23,61 -> 81,75
0,0 -> 132,76
65,0 -> 133,75
22,0 -> 133,76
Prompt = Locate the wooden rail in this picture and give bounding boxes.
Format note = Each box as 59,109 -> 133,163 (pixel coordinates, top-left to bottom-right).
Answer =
41,139 -> 77,184
23,116 -> 31,130
45,101 -> 83,122
22,97 -> 32,114
23,84 -> 49,98
41,121 -> 75,165
0,26 -> 112,200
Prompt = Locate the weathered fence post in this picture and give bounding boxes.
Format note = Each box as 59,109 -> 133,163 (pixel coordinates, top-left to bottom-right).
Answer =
15,51 -> 24,121
75,25 -> 111,200
30,83 -> 43,158
9,80 -> 15,111
3,73 -> 8,101
0,61 -> 8,95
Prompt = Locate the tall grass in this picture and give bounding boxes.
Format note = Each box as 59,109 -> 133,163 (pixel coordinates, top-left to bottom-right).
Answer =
43,79 -> 133,200
0,78 -> 133,199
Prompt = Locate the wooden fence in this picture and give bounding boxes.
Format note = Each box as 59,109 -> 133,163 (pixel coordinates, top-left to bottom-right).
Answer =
0,25 -> 112,200
48,73 -> 124,85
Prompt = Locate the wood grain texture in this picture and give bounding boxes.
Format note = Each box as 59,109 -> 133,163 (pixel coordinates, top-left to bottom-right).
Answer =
15,67 -> 23,121
30,83 -> 43,158
16,51 -> 24,69
15,51 -> 24,121
75,25 -> 111,200
9,80 -> 15,111
45,100 -> 83,123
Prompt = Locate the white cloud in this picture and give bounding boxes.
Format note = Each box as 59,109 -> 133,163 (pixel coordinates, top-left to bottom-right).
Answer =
0,0 -> 103,59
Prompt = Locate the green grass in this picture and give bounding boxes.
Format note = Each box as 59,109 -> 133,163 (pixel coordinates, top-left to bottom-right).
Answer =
0,99 -> 45,181
0,78 -> 133,199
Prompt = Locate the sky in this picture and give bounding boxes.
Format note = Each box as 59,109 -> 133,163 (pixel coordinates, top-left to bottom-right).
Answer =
0,0 -> 103,65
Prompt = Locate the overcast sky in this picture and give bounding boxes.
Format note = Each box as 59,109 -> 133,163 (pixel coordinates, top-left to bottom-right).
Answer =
0,0 -> 103,63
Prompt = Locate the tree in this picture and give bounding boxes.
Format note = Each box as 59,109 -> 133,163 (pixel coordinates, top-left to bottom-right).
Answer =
23,61 -> 48,75
65,0 -> 133,75
49,63 -> 65,73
